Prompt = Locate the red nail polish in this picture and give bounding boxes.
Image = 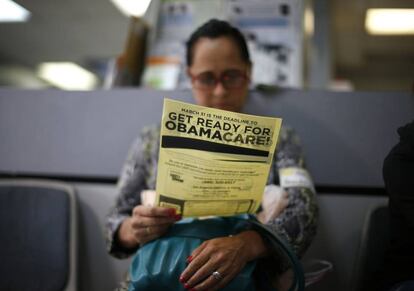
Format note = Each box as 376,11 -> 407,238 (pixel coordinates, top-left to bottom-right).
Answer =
184,283 -> 190,289
168,208 -> 176,217
186,255 -> 193,263
179,275 -> 185,283
174,214 -> 182,221
190,288 -> 197,291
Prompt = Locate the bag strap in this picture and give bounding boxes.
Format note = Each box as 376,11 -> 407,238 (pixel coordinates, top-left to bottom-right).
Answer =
165,217 -> 244,239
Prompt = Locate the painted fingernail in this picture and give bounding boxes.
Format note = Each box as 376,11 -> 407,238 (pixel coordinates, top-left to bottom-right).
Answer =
174,214 -> 182,221
168,208 -> 176,217
184,283 -> 191,289
190,288 -> 197,291
186,255 -> 193,263
179,275 -> 185,283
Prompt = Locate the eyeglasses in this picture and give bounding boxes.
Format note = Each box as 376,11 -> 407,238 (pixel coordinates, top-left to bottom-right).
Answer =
190,69 -> 249,91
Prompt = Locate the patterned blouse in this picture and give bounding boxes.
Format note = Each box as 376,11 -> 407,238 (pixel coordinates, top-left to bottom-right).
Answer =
105,124 -> 318,261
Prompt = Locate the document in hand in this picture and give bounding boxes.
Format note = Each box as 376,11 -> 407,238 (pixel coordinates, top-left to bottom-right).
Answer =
155,99 -> 282,217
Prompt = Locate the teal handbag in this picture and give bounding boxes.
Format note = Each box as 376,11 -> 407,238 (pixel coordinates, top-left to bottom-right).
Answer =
128,215 -> 304,291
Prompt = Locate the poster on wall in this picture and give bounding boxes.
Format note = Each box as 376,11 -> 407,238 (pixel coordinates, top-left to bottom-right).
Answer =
143,1 -> 196,89
146,0 -> 304,89
226,0 -> 294,45
225,0 -> 303,87
158,0 -> 195,41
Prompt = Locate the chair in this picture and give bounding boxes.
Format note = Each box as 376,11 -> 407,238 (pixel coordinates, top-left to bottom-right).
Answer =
0,179 -> 77,291
352,203 -> 390,291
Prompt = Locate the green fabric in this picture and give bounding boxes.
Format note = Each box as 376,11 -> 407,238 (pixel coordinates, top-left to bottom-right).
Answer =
128,215 -> 304,291
128,216 -> 258,291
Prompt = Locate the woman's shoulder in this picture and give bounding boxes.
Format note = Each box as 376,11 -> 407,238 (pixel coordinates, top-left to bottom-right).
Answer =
280,124 -> 294,135
140,124 -> 161,139
278,124 -> 301,145
128,124 -> 160,153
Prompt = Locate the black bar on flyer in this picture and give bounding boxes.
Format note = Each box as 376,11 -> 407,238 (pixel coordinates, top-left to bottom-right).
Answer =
161,135 -> 269,157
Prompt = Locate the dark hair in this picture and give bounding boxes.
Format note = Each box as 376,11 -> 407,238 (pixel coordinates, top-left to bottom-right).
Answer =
186,19 -> 251,67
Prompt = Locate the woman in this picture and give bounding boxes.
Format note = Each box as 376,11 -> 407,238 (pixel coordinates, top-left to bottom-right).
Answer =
106,19 -> 318,291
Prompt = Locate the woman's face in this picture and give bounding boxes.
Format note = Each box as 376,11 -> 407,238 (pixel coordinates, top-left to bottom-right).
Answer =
187,36 -> 251,113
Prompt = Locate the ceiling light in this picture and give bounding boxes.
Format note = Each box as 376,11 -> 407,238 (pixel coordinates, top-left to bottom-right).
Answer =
37,62 -> 99,90
304,7 -> 314,37
365,9 -> 414,35
0,0 -> 30,22
110,0 -> 152,17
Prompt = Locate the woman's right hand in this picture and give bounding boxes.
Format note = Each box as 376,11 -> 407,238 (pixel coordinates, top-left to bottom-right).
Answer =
117,205 -> 181,248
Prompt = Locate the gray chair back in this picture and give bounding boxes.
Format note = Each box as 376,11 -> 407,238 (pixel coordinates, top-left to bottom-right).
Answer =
352,203 -> 390,291
0,179 -> 77,291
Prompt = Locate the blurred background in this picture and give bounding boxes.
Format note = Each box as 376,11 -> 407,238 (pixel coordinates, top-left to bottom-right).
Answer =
1,2 -> 413,290
0,0 -> 413,92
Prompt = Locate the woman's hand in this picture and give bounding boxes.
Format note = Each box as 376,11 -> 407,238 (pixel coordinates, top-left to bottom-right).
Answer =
179,230 -> 269,291
117,206 -> 181,248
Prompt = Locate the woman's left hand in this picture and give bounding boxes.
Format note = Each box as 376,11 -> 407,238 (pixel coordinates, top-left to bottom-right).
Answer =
179,230 -> 269,291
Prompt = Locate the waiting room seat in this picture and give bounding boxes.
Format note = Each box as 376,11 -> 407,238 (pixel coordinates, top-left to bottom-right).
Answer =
352,203 -> 390,291
0,179 -> 77,291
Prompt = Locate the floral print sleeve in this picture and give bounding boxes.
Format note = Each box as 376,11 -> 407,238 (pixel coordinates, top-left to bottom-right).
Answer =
105,126 -> 160,258
105,124 -> 318,259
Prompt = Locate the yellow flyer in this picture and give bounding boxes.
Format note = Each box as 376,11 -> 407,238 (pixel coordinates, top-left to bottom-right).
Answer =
155,98 -> 282,217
